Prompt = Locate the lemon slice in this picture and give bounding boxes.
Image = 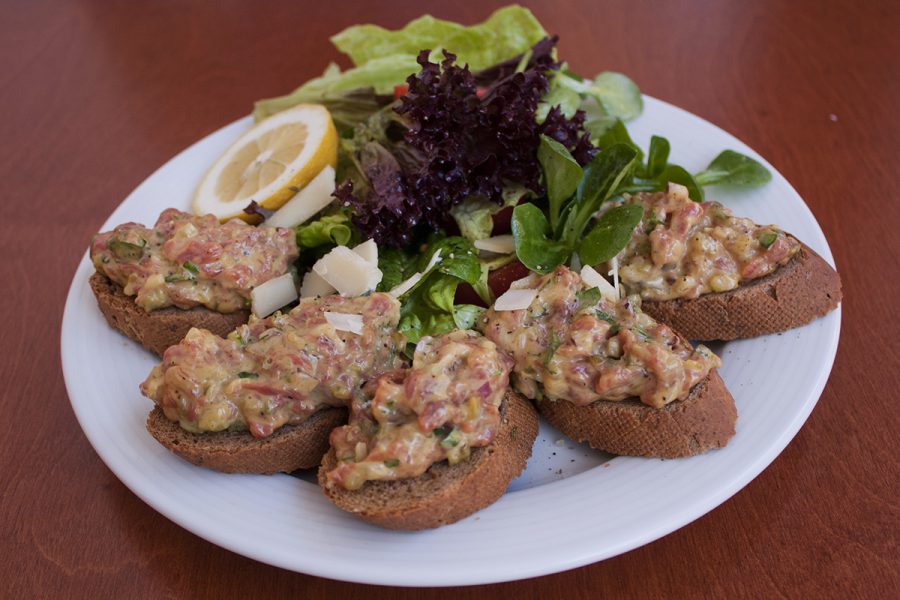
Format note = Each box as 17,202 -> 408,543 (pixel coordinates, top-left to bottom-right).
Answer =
193,104 -> 338,221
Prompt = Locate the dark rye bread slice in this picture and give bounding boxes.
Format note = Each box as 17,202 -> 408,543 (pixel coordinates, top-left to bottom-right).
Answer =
90,272 -> 249,356
641,243 -> 841,341
317,391 -> 539,530
146,405 -> 347,474
537,370 -> 735,458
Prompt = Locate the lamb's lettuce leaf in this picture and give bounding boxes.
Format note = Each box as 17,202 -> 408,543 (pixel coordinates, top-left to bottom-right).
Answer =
513,143 -> 639,272
511,203 -> 572,274
540,69 -> 643,125
694,150 -> 772,187
538,135 -> 583,230
576,203 -> 643,265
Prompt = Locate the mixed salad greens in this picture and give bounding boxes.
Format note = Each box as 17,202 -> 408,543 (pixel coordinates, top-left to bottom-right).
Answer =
251,5 -> 772,346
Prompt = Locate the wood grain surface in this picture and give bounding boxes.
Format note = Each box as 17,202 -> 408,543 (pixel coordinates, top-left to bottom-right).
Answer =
3,0 -> 899,597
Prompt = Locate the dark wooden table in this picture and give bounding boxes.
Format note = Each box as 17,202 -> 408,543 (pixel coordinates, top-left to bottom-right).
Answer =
4,0 -> 898,597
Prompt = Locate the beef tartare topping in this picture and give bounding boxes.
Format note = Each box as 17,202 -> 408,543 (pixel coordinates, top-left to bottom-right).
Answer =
614,184 -> 801,300
91,208 -> 298,312
325,330 -> 512,491
481,266 -> 720,408
140,293 -> 405,438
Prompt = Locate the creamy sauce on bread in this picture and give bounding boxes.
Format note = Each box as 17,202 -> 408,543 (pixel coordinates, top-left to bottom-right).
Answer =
481,266 -> 719,408
615,185 -> 800,300
325,330 -> 512,490
91,208 -> 298,312
140,293 -> 405,438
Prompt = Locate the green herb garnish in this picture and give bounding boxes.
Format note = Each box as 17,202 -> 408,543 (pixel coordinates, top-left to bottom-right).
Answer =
758,232 -> 777,249
237,371 -> 259,379
383,458 -> 400,468
182,261 -> 199,274
594,310 -> 620,335
595,310 -> 616,324
644,209 -> 662,233
440,428 -> 462,449
576,287 -> 602,308
544,332 -> 562,365
108,239 -> 145,261
433,425 -> 452,438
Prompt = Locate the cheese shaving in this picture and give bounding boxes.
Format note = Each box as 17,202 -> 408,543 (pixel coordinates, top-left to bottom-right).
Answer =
312,245 -> 383,296
299,269 -> 335,298
250,273 -> 298,318
389,271 -> 423,298
580,265 -> 618,303
265,166 -> 336,229
493,287 -> 539,311
388,249 -> 442,298
352,239 -> 378,266
324,312 -> 364,335
473,235 -> 515,255
509,273 -> 540,290
608,255 -> 621,298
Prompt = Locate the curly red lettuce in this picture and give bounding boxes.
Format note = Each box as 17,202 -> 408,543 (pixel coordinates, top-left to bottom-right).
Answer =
335,37 -> 597,247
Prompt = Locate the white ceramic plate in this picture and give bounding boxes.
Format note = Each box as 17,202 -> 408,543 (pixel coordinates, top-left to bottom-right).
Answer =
61,96 -> 840,586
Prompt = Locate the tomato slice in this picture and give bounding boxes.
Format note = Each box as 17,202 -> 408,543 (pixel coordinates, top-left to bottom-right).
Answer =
393,83 -> 409,99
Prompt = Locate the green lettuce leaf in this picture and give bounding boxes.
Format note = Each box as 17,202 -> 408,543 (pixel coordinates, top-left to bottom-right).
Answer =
255,6 -> 546,124
253,59 -> 415,123
331,6 -> 546,71
295,212 -> 353,248
694,150 -> 772,187
540,70 -> 643,127
450,184 -> 529,242
449,197 -> 497,242
537,135 -> 582,230
453,304 -> 485,330
377,247 -> 417,292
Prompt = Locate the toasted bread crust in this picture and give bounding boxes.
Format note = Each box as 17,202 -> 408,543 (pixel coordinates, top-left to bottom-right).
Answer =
641,244 -> 841,341
90,272 -> 249,356
146,405 -> 348,474
537,371 -> 735,458
317,391 -> 539,530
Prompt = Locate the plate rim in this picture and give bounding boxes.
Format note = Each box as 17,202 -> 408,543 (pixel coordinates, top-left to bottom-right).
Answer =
60,94 -> 841,586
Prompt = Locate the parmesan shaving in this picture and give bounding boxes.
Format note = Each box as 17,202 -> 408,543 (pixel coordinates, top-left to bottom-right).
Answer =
250,273 -> 298,318
389,271 -> 423,298
580,265 -> 618,303
324,311 -> 364,335
312,245 -> 383,296
608,255 -> 621,298
299,269 -> 335,298
509,273 -> 540,290
424,248 -> 443,271
493,287 -> 538,311
265,166 -> 336,228
388,249 -> 442,298
352,239 -> 378,266
473,235 -> 515,255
